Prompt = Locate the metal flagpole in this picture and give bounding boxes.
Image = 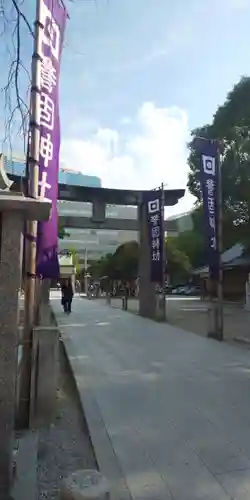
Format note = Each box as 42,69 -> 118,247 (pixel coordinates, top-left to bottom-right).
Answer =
216,143 -> 223,340
161,182 -> 166,320
206,141 -> 223,341
18,0 -> 42,428
84,248 -> 88,295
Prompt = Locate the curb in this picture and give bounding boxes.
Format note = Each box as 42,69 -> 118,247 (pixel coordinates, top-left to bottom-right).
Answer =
59,339 -> 99,469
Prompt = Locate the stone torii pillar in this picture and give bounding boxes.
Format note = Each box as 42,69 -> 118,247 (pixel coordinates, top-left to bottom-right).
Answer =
0,191 -> 51,499
138,199 -> 156,319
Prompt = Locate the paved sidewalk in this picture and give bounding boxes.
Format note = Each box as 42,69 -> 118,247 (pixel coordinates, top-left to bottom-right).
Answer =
52,293 -> 250,500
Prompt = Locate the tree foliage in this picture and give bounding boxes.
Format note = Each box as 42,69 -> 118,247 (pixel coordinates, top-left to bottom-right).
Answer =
89,239 -> 191,284
89,242 -> 139,281
58,222 -> 70,240
66,247 -> 81,276
170,224 -> 205,270
113,241 -> 138,280
166,236 -> 191,284
88,253 -> 117,280
188,76 -> 250,250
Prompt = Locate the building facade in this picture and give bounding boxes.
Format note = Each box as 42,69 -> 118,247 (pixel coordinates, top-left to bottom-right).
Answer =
4,155 -> 101,188
58,200 -> 138,261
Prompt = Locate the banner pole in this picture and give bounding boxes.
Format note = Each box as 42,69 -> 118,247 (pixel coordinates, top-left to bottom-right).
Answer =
84,248 -> 88,295
216,144 -> 224,340
194,136 -> 223,341
19,0 -> 42,428
161,182 -> 166,320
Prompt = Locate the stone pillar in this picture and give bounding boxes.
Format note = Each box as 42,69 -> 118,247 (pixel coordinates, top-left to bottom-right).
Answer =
0,211 -> 23,497
29,325 -> 59,427
138,202 -> 156,319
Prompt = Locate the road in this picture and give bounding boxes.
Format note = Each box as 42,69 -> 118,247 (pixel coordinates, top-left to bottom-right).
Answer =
52,292 -> 250,500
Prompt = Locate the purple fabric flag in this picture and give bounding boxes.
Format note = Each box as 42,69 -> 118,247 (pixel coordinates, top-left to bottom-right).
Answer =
143,191 -> 164,283
198,138 -> 219,280
36,0 -> 67,278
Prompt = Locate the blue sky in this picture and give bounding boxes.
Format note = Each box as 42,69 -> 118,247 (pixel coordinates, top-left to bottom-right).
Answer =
1,0 -> 250,214
62,0 -> 250,130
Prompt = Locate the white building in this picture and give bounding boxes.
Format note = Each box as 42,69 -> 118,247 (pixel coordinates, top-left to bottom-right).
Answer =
58,200 -> 138,261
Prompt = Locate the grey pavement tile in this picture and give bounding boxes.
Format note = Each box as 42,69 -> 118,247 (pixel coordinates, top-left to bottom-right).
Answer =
172,412 -> 220,446
223,432 -> 250,464
111,433 -> 173,499
193,436 -> 250,475
125,473 -> 173,500
161,460 -> 231,500
216,469 -> 250,500
51,295 -> 250,500
149,436 -> 198,469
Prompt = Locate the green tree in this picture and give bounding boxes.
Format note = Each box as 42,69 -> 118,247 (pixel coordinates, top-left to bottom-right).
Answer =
93,242 -> 139,281
67,248 -> 81,276
88,254 -> 115,279
112,241 -> 138,280
188,76 -> 250,249
166,237 -> 191,284
94,239 -> 191,285
172,224 -> 205,270
58,222 -> 70,240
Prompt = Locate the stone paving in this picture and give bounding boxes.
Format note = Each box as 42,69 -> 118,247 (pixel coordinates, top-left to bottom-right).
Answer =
52,292 -> 250,500
109,297 -> 250,343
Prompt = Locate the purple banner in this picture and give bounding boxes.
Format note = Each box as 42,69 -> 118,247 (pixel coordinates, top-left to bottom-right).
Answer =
198,139 -> 219,279
143,191 -> 164,283
36,0 -> 67,278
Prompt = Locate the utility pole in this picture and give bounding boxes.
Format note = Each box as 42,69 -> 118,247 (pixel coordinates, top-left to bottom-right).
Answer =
18,0 -> 42,428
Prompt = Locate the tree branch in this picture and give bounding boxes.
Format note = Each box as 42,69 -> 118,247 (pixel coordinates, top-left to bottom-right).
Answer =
0,0 -> 32,156
11,0 -> 34,39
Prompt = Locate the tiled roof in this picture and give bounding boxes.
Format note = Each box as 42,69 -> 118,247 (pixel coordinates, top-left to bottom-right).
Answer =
194,243 -> 246,275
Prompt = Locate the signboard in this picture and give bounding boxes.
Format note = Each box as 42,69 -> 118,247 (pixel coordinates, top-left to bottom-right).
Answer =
199,139 -> 219,279
144,191 -> 163,283
36,0 -> 67,278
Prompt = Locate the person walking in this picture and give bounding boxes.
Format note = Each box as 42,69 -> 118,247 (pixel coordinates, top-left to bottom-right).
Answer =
61,277 -> 74,314
75,279 -> 81,295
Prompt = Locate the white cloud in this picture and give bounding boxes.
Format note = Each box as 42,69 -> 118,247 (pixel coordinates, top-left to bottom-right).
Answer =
61,102 -> 196,215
